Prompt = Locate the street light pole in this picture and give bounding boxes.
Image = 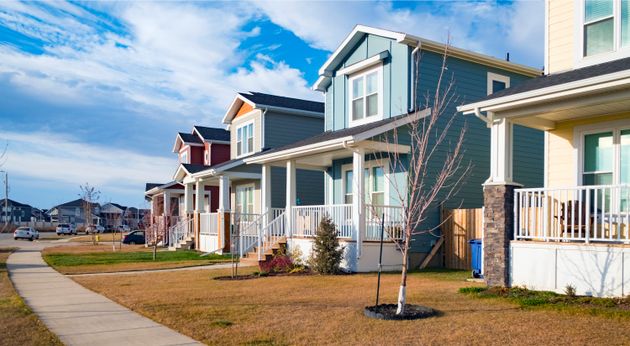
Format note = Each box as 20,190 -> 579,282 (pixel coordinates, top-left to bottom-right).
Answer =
0,171 -> 7,230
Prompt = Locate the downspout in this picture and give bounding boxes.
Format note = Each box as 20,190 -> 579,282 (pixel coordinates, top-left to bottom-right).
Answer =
261,107 -> 268,149
410,45 -> 421,112
474,107 -> 494,128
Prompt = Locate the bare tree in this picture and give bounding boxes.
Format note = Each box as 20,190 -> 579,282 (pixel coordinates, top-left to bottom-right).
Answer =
373,42 -> 471,315
79,183 -> 100,245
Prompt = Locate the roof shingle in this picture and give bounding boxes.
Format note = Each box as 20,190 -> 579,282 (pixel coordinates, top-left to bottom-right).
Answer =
239,92 -> 324,114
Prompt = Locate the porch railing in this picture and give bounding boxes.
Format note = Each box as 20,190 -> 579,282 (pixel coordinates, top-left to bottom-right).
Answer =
231,212 -> 263,257
365,204 -> 405,241
199,212 -> 218,235
515,184 -> 630,243
168,217 -> 194,248
258,211 -> 286,261
291,204 -> 354,238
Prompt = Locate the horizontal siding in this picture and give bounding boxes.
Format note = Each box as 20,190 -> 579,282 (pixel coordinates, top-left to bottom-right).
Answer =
269,167 -> 324,208
548,0 -> 575,73
264,111 -> 324,149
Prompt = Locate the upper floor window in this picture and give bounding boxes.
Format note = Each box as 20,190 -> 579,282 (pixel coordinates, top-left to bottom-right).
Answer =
582,0 -> 630,57
348,65 -> 382,126
205,150 -> 210,165
236,122 -> 254,157
180,151 -> 188,164
487,72 -> 510,96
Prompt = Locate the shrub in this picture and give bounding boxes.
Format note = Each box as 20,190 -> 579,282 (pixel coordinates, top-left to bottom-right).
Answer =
308,215 -> 344,274
564,284 -> 577,299
259,252 -> 293,274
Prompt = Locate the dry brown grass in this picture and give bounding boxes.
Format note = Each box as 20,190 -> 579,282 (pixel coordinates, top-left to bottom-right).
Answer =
71,232 -> 126,243
0,248 -> 61,346
73,268 -> 630,345
43,244 -> 147,254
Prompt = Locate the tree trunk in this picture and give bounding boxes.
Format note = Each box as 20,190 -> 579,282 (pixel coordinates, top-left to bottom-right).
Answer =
396,239 -> 410,315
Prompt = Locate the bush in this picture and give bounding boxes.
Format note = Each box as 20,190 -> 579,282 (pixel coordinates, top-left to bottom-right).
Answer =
259,252 -> 293,274
308,215 -> 344,274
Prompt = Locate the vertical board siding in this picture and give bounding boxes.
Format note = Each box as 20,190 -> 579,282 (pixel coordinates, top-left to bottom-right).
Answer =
442,208 -> 483,270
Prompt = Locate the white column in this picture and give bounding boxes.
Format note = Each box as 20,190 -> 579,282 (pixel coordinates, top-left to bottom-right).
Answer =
163,191 -> 171,217
195,180 -> 205,213
218,175 -> 231,211
489,117 -> 513,184
184,182 -> 194,214
261,164 -> 272,223
352,149 -> 365,259
285,160 -> 296,237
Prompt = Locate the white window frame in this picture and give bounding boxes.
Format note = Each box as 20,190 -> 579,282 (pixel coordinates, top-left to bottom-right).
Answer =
235,120 -> 255,158
348,64 -> 384,127
575,0 -> 630,67
487,72 -> 511,96
179,148 -> 189,164
341,159 -> 390,206
575,118 -> 630,186
205,147 -> 210,165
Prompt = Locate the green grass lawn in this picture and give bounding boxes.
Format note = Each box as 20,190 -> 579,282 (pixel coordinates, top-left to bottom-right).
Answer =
44,250 -> 231,267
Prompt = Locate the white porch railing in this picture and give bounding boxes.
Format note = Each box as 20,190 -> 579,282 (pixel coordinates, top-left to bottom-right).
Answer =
231,212 -> 263,257
168,217 -> 194,248
365,204 -> 405,241
515,184 -> 630,243
292,204 -> 354,238
200,212 -> 218,235
258,211 -> 286,261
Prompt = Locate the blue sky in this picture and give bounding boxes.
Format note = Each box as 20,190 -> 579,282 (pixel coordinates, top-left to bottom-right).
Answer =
0,0 -> 544,210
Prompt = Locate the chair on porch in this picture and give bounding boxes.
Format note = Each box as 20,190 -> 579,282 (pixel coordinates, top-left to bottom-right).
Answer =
555,200 -> 593,240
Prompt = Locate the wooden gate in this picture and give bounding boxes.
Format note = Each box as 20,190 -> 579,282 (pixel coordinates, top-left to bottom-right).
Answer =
442,208 -> 483,270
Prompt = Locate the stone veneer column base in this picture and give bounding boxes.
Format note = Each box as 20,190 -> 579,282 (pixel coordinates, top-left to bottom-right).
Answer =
483,183 -> 517,287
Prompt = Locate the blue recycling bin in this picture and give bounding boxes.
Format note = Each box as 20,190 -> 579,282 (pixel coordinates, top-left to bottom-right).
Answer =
469,239 -> 482,278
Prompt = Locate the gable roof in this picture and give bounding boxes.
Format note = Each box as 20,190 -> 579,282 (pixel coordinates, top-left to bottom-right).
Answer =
172,132 -> 204,153
145,183 -> 162,192
145,181 -> 184,196
314,25 -> 541,91
5,199 -> 31,208
53,198 -> 99,209
192,126 -> 230,142
222,92 -> 324,125
457,58 -> 630,114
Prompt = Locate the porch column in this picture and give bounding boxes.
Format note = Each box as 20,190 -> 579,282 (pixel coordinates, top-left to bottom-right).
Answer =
352,148 -> 365,259
163,191 -> 171,218
286,160 -> 296,237
218,175 -> 231,252
184,182 -> 194,214
194,179 -> 205,250
484,116 -> 519,287
261,164 -> 272,225
489,117 -> 513,184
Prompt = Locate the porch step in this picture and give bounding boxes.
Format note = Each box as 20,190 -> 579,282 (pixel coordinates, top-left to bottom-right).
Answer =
239,237 -> 287,267
168,237 -> 195,251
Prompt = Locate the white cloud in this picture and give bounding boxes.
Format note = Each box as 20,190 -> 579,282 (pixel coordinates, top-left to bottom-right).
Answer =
0,1 -> 320,125
0,130 -> 174,191
250,0 -> 544,67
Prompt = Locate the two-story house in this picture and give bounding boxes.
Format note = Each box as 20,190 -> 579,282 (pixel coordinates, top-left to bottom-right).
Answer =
47,198 -> 101,228
0,199 -> 34,223
173,92 -> 325,252
145,126 -> 230,245
459,0 -> 630,297
245,25 -> 545,272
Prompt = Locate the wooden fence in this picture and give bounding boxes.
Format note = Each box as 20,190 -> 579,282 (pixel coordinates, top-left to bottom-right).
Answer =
441,208 -> 483,270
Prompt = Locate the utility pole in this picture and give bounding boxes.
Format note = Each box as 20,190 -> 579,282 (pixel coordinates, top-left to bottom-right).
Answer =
0,171 -> 7,231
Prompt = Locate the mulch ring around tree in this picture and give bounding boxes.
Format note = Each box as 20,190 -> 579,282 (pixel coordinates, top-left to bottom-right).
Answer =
364,304 -> 437,320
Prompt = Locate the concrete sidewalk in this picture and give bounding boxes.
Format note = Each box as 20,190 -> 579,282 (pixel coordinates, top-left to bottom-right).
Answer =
7,249 -> 203,346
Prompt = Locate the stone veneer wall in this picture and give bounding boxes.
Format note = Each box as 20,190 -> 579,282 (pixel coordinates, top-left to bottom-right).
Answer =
483,184 -> 516,287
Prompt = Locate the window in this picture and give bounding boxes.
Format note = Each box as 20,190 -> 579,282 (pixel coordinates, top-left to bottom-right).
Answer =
236,122 -> 254,157
342,163 -> 387,205
205,150 -> 210,165
583,131 -> 614,186
487,72 -> 510,95
581,0 -> 630,57
235,185 -> 254,214
180,151 -> 188,164
348,65 -> 382,126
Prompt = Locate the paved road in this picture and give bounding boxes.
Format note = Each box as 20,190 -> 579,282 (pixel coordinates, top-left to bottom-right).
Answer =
3,235 -> 203,346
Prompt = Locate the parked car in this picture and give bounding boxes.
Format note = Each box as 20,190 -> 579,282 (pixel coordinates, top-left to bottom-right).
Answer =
122,230 -> 145,245
118,224 -> 131,232
56,223 -> 76,235
14,227 -> 39,241
85,224 -> 105,234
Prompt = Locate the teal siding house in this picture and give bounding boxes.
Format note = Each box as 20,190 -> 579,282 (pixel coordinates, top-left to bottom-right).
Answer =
245,25 -> 544,271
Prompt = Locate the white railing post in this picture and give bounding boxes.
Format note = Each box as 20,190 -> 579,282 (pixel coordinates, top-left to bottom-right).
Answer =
286,160 -> 296,238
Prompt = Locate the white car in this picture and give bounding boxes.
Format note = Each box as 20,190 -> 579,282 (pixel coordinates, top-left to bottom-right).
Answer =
56,223 -> 76,235
85,224 -> 105,234
14,227 -> 39,241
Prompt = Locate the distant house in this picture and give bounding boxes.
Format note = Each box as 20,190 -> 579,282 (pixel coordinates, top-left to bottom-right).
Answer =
47,199 -> 101,226
100,203 -> 148,229
0,199 -> 34,223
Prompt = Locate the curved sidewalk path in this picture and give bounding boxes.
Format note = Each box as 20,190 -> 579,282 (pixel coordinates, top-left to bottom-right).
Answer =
7,248 -> 202,346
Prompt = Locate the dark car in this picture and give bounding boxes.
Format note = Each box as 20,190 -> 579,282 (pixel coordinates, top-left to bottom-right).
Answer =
122,230 -> 145,245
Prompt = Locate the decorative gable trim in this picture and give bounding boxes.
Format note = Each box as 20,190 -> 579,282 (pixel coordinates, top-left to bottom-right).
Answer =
336,51 -> 390,76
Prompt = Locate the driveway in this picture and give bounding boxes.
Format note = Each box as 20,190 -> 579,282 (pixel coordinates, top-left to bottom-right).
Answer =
3,234 -> 203,346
